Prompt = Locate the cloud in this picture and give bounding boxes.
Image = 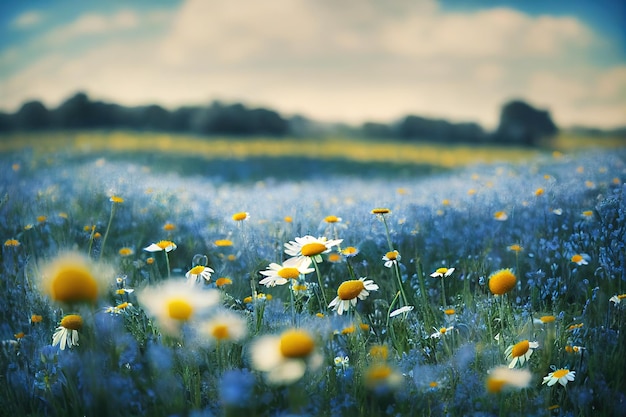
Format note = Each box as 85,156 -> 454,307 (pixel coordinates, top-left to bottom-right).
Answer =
10,11 -> 44,29
0,0 -> 623,129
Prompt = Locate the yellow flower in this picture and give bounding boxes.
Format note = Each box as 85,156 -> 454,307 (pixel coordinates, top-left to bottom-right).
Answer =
214,239 -> 233,247
110,196 -> 124,204
488,269 -> 516,295
507,244 -> 523,253
3,239 -> 20,247
232,212 -> 250,221
144,240 -> 177,252
163,222 -> 176,231
118,247 -> 134,257
324,215 -> 341,223
328,278 -> 379,315
215,277 -> 233,287
493,211 -> 508,221
284,235 -> 343,263
371,208 -> 391,215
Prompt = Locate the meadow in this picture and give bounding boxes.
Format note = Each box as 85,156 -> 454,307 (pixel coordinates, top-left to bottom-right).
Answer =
0,131 -> 625,417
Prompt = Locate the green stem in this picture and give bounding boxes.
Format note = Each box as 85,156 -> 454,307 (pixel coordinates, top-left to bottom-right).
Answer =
313,260 -> 328,310
99,203 -> 117,260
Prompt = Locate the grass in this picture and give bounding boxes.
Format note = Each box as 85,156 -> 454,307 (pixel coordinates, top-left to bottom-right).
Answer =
0,130 -> 625,417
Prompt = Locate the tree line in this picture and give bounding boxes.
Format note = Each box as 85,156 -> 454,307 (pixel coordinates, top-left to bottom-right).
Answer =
0,92 -> 560,146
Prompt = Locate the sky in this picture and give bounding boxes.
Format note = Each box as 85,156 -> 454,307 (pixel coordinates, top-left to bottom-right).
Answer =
0,0 -> 624,130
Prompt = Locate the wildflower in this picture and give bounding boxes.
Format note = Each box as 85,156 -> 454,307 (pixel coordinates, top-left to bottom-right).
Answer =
163,222 -> 176,231
185,265 -> 215,285
369,345 -> 389,361
365,363 -> 402,390
382,250 -> 400,268
137,280 -> 220,336
567,323 -> 583,331
390,305 -> 414,317
534,188 -> 544,197
324,215 -> 341,223
39,251 -> 110,305
109,195 -> 124,204
144,240 -> 177,252
341,246 -> 359,257
118,247 -> 134,257
327,252 -> 342,263
284,235 -> 343,263
486,366 -> 532,393
31,314 -> 43,323
284,216 -> 293,223
215,277 -> 233,287
581,210 -> 594,219
37,215 -> 47,223
533,315 -> 556,325
507,244 -> 523,253
430,326 -> 454,339
259,257 -> 314,287
199,309 -> 248,345
565,345 -> 585,354
250,328 -> 322,385
371,208 -> 391,216
4,239 -> 20,247
542,368 -> 575,387
104,302 -> 133,314
505,340 -> 539,368
52,314 -> 83,350
334,356 -> 350,371
609,294 -> 626,305
232,212 -> 250,221
488,268 -> 516,295
340,325 -> 356,335
570,254 -> 589,266
494,211 -> 508,221
430,267 -> 455,278
328,277 -> 379,315
214,239 -> 233,247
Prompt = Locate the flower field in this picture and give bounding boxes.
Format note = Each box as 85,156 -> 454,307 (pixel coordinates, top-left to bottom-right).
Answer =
1,136 -> 625,417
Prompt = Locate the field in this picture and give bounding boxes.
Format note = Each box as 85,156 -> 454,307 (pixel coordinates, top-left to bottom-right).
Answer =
1,131 -> 625,417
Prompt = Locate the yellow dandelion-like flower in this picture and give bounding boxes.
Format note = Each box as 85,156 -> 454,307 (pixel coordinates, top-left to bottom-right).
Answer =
328,277 -> 379,315
371,208 -> 391,215
232,212 -> 250,221
507,244 -> 523,253
215,277 -> 233,287
324,215 -> 341,223
369,345 -> 389,361
284,216 -> 293,223
488,268 -> 516,295
533,315 -> 556,325
110,196 -> 124,204
4,239 -> 20,247
581,210 -> 594,219
118,247 -> 134,257
31,314 -> 43,323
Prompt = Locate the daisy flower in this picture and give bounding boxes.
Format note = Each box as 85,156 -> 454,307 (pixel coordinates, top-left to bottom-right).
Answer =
144,240 -> 177,252
365,363 -> 402,390
488,268 -> 517,295
185,265 -> 215,285
494,211 -> 508,221
259,257 -> 314,287
284,235 -> 343,263
542,368 -> 575,387
137,280 -> 220,336
486,366 -> 532,393
430,267 -> 455,278
570,253 -> 589,266
232,212 -> 250,222
250,328 -> 323,385
610,293 -> 626,305
198,309 -> 248,345
382,250 -> 400,268
430,326 -> 454,339
505,340 -> 539,368
52,314 -> 83,350
328,277 -> 379,315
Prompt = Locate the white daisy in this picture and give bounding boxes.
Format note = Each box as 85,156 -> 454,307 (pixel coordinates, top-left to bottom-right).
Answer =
284,235 -> 343,263
389,305 -> 414,318
328,277 -> 379,315
144,240 -> 177,252
259,257 -> 314,287
430,326 -> 454,339
52,314 -> 83,350
505,340 -> 539,368
382,250 -> 401,268
198,309 -> 248,345
185,265 -> 215,285
430,267 -> 455,278
542,368 -> 575,387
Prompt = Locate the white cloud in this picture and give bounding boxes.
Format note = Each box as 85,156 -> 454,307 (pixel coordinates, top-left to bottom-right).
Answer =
10,11 -> 44,29
0,0 -> 623,129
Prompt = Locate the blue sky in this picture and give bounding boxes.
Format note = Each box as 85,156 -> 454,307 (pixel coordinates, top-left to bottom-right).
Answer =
1,0 -> 624,129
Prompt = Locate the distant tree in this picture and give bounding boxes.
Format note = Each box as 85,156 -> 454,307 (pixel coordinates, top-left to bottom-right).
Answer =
362,122 -> 393,138
15,100 -> 50,130
52,92 -> 97,128
138,105 -> 171,130
494,100 -> 558,146
0,112 -> 13,132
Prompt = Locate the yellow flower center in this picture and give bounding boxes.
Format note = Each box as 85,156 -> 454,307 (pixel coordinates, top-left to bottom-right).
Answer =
534,188 -> 544,196
301,242 -> 327,257
582,210 -> 593,217
440,327 -> 448,334
488,269 -> 517,295
280,329 -> 314,358
163,223 -> 176,231
157,240 -> 175,250
189,265 -> 205,275
508,244 -> 523,252
337,280 -> 365,300
552,369 -> 569,378
429,381 -> 439,388
328,253 -> 342,263
341,325 -> 356,335
284,216 -> 293,223
212,324 -> 230,340
511,340 -> 529,358
371,208 -> 390,215
369,345 -> 388,360
118,247 -> 133,256
232,212 -> 248,221
436,267 -> 448,275
540,315 -> 555,323
444,308 -> 456,315
278,267 -> 300,279
110,196 -> 124,203
50,264 -> 99,304
31,314 -> 43,323
571,254 -> 583,263
385,251 -> 398,261
214,239 -> 233,247
486,378 -> 506,393
4,239 -> 20,247
324,215 -> 339,223
366,364 -> 392,381
167,299 -> 193,321
215,277 -> 232,287
342,247 -> 358,256
60,314 -> 83,330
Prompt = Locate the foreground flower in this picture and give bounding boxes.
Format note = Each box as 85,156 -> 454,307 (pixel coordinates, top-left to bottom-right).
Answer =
284,235 -> 343,263
39,251 -> 111,305
430,267 -> 455,278
144,240 -> 177,252
52,314 -> 83,350
137,280 -> 220,336
486,366 -> 532,393
185,265 -> 215,285
259,257 -> 314,287
488,268 -> 517,295
382,250 -> 400,268
505,340 -> 539,368
542,368 -> 575,387
250,328 -> 323,384
328,277 -> 379,315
